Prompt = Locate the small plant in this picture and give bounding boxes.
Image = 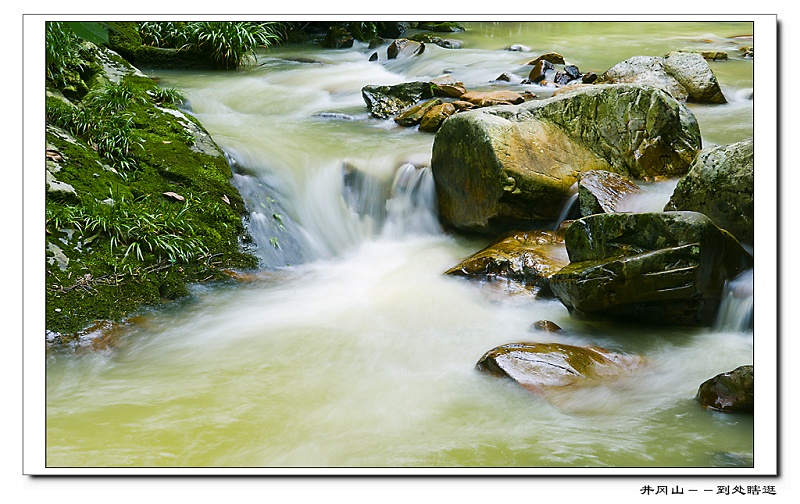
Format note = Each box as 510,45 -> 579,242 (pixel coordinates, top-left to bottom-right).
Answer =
45,22 -> 83,85
151,86 -> 185,106
56,189 -> 208,268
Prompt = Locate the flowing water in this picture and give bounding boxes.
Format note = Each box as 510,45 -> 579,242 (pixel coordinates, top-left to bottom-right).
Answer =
45,21 -> 757,469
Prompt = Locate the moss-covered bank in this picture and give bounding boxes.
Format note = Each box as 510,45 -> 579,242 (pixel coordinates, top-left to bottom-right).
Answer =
45,32 -> 258,341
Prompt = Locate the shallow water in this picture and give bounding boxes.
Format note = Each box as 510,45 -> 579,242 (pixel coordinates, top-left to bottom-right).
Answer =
46,21 -> 756,469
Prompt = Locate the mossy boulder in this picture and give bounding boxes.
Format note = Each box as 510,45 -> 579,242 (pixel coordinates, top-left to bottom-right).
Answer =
578,170 -> 641,216
665,138 -> 754,245
431,84 -> 702,233
549,212 -> 753,326
476,342 -> 643,394
417,22 -> 465,32
444,230 -> 569,296
45,42 -> 257,338
696,365 -> 754,413
362,81 -> 436,119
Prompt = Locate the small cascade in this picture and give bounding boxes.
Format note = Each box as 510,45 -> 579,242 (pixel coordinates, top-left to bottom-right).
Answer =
382,163 -> 441,238
715,269 -> 754,332
553,184 -> 580,229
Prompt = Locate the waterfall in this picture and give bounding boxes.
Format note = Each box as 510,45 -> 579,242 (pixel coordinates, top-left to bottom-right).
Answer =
553,183 -> 580,229
715,269 -> 754,332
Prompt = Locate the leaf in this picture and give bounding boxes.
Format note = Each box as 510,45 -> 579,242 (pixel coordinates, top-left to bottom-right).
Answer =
66,22 -> 109,45
163,191 -> 185,201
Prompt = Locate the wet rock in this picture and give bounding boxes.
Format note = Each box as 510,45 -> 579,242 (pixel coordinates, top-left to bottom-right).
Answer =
665,138 -> 753,245
739,46 -> 754,58
578,170 -> 641,216
476,342 -> 643,394
459,90 -> 526,107
418,102 -> 457,133
564,65 -> 581,80
549,212 -> 754,326
369,52 -> 378,62
494,72 -> 516,83
697,365 -> 753,412
581,72 -> 598,84
409,33 -> 462,49
431,77 -> 466,98
361,81 -> 436,119
387,38 -> 423,60
444,230 -> 569,296
321,25 -> 354,49
431,84 -> 701,233
417,21 -> 465,32
530,320 -> 564,333
695,50 -> 729,61
394,98 -> 443,126
506,44 -> 531,52
451,100 -> 476,111
527,52 -> 566,66
528,58 -> 555,83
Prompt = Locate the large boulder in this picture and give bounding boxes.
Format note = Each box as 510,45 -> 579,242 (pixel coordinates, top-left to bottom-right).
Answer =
664,138 -> 754,245
476,342 -> 643,395
549,212 -> 753,326
444,230 -> 569,296
431,84 -> 702,233
601,52 -> 726,104
362,81 -> 436,119
696,365 -> 753,413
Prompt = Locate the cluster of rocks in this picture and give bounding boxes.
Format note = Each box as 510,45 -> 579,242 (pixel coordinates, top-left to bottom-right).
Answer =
420,61 -> 753,413
362,77 -> 534,133
521,52 -> 598,87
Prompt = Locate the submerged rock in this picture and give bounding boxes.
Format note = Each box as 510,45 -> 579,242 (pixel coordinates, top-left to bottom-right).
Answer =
665,138 -> 754,245
444,230 -> 569,296
476,342 -> 643,395
697,365 -> 753,413
431,84 -> 702,233
578,170 -> 641,216
549,212 -> 753,326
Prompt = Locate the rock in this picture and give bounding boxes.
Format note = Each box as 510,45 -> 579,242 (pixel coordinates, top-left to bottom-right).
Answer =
600,56 -> 689,101
530,320 -> 563,332
739,46 -> 754,58
528,59 -> 555,83
321,25 -> 354,49
394,98 -> 443,126
451,100 -> 476,111
527,52 -> 566,66
695,50 -> 728,61
494,72 -> 516,83
431,84 -> 702,233
417,22 -> 465,32
506,44 -> 531,52
459,90 -> 526,107
376,22 -> 413,39
664,51 -> 727,104
431,77 -> 466,98
665,138 -> 753,245
369,52 -> 378,62
409,33 -> 462,49
601,52 -> 726,104
387,38 -> 423,60
361,81 -> 436,119
564,65 -> 581,80
418,102 -> 457,133
444,230 -> 569,296
476,342 -> 643,395
581,72 -> 598,84
697,365 -> 753,413
549,212 -> 754,326
578,170 -> 641,216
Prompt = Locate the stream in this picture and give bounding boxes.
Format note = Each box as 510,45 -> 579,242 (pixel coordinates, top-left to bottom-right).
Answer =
45,21 -> 757,469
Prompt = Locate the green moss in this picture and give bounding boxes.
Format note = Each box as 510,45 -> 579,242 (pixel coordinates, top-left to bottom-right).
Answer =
45,42 -> 258,337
